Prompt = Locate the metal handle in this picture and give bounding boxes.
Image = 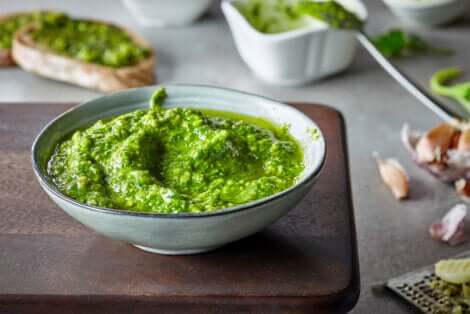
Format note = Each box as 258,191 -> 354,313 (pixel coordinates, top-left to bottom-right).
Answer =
356,30 -> 461,124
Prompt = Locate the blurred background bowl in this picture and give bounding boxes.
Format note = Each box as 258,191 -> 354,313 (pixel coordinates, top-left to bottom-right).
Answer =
382,0 -> 470,28
122,0 -> 216,27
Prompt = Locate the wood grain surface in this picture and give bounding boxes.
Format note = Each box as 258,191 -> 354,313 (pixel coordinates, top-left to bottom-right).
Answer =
0,102 -> 359,314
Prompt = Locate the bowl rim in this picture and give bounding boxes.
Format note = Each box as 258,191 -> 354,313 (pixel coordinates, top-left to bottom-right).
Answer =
31,84 -> 327,219
382,0 -> 461,9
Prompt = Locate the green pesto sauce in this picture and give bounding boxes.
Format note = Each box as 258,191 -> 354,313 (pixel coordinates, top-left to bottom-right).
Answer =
236,0 -> 363,34
235,0 -> 308,34
0,11 -> 63,49
295,0 -> 363,30
31,13 -> 150,68
47,88 -> 304,214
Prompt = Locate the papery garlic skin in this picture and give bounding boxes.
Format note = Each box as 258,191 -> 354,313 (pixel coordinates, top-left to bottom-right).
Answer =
429,204 -> 467,246
458,129 -> 470,152
402,124 -> 470,183
415,123 -> 457,163
455,179 -> 470,202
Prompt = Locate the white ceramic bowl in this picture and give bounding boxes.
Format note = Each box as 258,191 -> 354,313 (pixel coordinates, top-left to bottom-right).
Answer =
222,0 -> 368,86
122,0 -> 215,27
32,85 -> 326,255
382,0 -> 470,28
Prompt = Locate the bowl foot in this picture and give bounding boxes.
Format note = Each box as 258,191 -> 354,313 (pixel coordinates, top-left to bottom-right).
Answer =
132,244 -> 222,255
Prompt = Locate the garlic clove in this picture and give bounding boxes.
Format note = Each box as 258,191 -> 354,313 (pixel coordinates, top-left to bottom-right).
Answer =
458,129 -> 470,152
455,179 -> 470,201
415,123 -> 457,164
429,204 -> 467,245
374,152 -> 409,200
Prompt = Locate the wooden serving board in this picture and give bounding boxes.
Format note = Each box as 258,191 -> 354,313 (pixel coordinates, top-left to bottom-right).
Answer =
0,102 -> 359,314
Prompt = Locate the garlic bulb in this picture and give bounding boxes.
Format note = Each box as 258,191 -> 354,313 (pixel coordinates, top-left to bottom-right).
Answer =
402,124 -> 470,182
414,123 -> 456,163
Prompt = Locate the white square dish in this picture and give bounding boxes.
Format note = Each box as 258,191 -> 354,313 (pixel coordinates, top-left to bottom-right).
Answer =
222,0 -> 368,86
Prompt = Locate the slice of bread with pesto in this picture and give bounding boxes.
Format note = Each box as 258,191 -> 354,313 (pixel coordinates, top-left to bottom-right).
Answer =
0,48 -> 14,66
12,13 -> 156,92
0,11 -> 52,66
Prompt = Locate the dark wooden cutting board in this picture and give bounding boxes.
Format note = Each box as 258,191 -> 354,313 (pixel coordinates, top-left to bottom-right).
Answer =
0,102 -> 359,314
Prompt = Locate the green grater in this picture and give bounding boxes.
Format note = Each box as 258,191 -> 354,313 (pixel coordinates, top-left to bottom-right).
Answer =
387,251 -> 470,313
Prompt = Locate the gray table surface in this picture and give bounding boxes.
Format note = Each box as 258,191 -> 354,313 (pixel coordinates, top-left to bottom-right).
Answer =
1,0 -> 470,312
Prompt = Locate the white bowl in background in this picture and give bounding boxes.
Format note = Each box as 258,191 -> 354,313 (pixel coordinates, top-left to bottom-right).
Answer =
122,0 -> 215,27
382,0 -> 470,28
32,85 -> 326,255
222,0 -> 368,86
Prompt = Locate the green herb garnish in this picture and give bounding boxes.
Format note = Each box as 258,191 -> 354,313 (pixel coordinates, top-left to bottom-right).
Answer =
372,29 -> 453,58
